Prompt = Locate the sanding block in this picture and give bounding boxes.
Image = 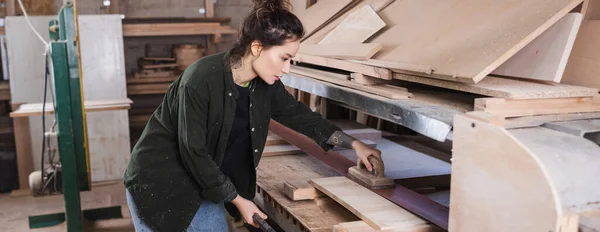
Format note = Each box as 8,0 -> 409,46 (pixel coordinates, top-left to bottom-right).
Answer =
347,155 -> 394,189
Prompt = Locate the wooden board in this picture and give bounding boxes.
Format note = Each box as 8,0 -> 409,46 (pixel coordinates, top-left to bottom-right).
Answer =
294,53 -> 392,79
492,13 -> 583,83
299,43 -> 383,60
296,0 -> 356,39
256,154 -> 359,231
334,221 -> 439,232
267,128 -> 382,146
10,99 -> 132,117
292,66 -> 411,99
303,0 -> 395,44
310,176 -> 428,231
562,20 -> 600,89
369,0 -> 583,83
393,73 -> 599,99
264,139 -> 376,157
318,5 -> 386,44
122,23 -> 236,37
474,96 -> 600,117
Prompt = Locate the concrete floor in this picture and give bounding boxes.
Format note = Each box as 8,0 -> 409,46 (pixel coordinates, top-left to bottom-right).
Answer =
0,181 -> 250,232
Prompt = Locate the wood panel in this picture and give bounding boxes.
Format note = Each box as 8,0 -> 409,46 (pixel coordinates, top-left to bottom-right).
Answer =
310,176 -> 428,231
562,20 -> 600,89
491,13 -> 583,83
292,66 -> 411,99
369,0 -> 583,83
474,96 -> 600,117
393,73 -> 599,99
296,0 -> 356,39
294,53 -> 392,79
303,0 -> 395,45
318,5 -> 386,44
299,43 -> 383,60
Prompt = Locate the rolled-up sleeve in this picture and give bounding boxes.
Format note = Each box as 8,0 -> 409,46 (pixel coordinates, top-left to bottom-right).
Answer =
270,81 -> 340,151
176,84 -> 238,203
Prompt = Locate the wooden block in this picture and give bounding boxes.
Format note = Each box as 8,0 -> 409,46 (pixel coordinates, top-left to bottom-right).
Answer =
294,53 -> 392,80
298,43 -> 383,60
291,66 -> 411,99
492,13 -> 583,83
319,5 -> 386,44
393,73 -> 599,99
10,99 -> 133,118
347,166 -> 394,189
474,96 -> 600,117
310,176 -> 428,231
283,180 -> 325,200
334,221 -> 440,232
351,73 -> 385,86
368,0 -> 584,83
562,20 -> 600,89
296,0 -> 356,38
304,0 -> 395,44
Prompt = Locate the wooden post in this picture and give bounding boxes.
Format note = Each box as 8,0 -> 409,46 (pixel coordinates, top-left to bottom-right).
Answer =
109,0 -> 120,14
205,0 -> 214,17
6,0 -> 16,16
10,103 -> 33,196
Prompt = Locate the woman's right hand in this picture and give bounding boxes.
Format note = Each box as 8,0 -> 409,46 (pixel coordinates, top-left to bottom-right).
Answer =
231,195 -> 267,228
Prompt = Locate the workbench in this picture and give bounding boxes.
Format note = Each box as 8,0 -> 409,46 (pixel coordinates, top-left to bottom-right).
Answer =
265,72 -> 600,231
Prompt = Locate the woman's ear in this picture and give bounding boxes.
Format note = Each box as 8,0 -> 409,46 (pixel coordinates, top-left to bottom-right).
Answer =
251,41 -> 263,57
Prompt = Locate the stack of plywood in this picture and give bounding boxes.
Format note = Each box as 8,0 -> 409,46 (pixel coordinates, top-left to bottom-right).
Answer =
291,0 -> 600,120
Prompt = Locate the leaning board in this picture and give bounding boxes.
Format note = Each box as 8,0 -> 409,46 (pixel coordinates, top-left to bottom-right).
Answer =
369,0 -> 583,83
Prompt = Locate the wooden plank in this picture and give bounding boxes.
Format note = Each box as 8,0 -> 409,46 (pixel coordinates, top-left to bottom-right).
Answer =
294,53 -> 392,79
369,0 -> 583,83
266,128 -> 382,146
310,176 -> 428,231
299,43 -> 383,60
304,0 -> 395,45
352,73 -> 386,86
319,5 -> 386,44
127,83 -> 171,95
291,66 -> 411,99
562,20 -> 600,89
474,96 -> 600,117
11,103 -> 33,195
283,180 -> 326,200
334,221 -> 439,232
264,139 -> 376,157
205,0 -> 214,17
393,73 -> 599,99
296,0 -> 356,39
142,63 -> 178,69
122,23 -> 236,37
6,0 -> 16,16
491,13 -> 583,83
127,75 -> 178,84
10,99 -> 133,118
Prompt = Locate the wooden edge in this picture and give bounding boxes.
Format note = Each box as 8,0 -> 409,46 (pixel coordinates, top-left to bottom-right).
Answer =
465,111 -> 506,127
293,53 -> 392,80
350,59 -> 435,75
474,96 -> 600,117
334,220 -> 442,232
10,99 -> 133,118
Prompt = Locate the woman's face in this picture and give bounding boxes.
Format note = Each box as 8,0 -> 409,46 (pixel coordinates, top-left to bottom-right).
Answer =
250,39 -> 300,85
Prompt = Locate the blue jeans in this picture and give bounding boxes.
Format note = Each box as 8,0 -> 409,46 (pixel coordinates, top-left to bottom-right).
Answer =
126,189 -> 229,232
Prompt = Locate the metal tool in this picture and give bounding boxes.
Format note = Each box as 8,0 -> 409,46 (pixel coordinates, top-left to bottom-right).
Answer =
252,213 -> 276,232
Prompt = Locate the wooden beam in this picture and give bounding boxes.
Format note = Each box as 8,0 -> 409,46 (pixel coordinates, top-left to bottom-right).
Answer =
283,180 -> 325,200
474,96 -> 600,117
11,103 -> 33,196
299,43 -> 383,60
122,23 -> 236,37
205,0 -> 214,18
10,99 -> 132,118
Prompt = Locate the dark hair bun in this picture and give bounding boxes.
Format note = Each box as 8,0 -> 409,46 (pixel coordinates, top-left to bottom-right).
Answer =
252,0 -> 292,14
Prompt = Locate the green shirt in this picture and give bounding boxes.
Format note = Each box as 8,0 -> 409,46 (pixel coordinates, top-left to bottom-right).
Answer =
123,51 -> 340,231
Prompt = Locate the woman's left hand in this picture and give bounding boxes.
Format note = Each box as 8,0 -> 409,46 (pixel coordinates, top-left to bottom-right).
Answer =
351,140 -> 382,172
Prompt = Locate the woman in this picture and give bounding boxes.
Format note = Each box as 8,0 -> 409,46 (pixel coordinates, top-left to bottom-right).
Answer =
123,0 -> 382,231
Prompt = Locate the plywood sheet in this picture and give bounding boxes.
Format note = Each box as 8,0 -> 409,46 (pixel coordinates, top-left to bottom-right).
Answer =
296,0 -> 355,38
370,0 -> 583,83
311,176 -> 428,231
5,15 -> 131,182
562,20 -> 600,89
492,13 -> 583,83
393,73 -> 599,99
299,43 -> 382,60
319,5 -> 386,44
